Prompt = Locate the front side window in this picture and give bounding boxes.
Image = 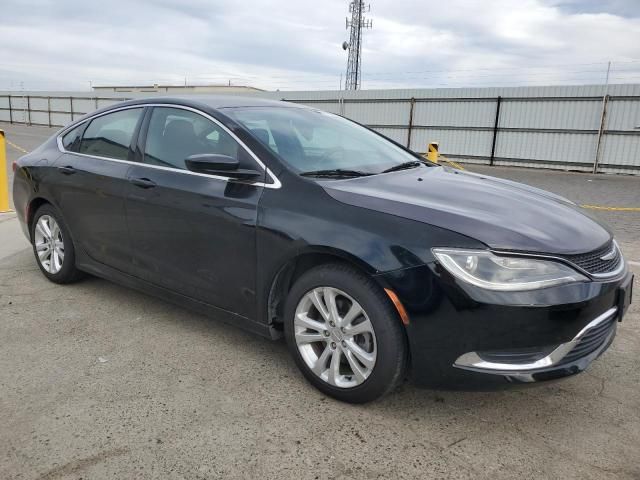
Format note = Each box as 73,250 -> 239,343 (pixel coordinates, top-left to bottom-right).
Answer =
144,107 -> 245,170
79,108 -> 142,160
62,124 -> 85,152
226,107 -> 426,175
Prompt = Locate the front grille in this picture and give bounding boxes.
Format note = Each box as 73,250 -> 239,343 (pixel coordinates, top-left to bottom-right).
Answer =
558,241 -> 622,275
561,314 -> 616,364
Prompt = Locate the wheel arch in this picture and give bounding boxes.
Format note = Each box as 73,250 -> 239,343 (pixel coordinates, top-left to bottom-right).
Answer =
266,247 -> 385,330
26,197 -> 54,240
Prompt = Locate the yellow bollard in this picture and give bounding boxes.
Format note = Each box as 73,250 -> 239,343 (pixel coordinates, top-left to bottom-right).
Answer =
427,142 -> 439,163
0,129 -> 11,212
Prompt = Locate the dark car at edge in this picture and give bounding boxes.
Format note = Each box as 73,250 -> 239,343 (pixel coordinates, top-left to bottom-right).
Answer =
12,96 -> 634,403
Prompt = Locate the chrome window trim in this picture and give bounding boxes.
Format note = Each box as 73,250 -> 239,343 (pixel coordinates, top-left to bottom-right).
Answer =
453,306 -> 618,373
56,103 -> 282,189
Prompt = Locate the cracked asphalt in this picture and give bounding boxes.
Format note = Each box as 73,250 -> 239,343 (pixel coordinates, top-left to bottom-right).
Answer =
0,123 -> 639,479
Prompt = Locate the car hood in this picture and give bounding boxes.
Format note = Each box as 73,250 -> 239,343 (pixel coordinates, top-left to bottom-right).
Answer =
322,166 -> 612,255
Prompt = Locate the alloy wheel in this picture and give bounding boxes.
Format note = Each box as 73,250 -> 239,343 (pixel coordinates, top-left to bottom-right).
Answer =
294,287 -> 377,388
34,215 -> 65,274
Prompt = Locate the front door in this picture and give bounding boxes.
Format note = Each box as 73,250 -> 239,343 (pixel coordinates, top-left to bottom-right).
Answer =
125,106 -> 266,319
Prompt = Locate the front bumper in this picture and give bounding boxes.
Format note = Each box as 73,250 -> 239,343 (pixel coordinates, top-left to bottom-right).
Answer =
452,306 -> 618,383
377,263 -> 632,390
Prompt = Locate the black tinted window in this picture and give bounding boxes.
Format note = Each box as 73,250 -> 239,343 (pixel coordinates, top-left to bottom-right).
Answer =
80,108 -> 142,160
62,124 -> 84,152
144,107 -> 242,170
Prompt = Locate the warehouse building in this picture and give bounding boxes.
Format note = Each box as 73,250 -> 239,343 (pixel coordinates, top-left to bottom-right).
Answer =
91,84 -> 264,94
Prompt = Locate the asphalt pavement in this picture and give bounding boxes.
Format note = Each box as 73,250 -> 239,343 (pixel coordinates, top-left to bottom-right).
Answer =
1,122 -> 639,479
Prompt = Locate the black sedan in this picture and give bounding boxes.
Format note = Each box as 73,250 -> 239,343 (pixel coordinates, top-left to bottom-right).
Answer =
13,96 -> 633,403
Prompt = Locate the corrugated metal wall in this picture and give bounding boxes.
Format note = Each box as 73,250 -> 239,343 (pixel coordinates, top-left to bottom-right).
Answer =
0,95 -> 129,127
1,84 -> 639,174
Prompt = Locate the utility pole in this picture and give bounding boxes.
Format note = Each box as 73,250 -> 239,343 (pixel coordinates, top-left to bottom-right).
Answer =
592,61 -> 612,174
342,1 -> 372,90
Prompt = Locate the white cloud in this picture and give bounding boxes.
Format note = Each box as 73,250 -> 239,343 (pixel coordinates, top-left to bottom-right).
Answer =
0,0 -> 639,91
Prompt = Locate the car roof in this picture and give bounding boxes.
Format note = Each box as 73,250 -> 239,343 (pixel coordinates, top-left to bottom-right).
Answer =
190,95 -> 298,109
64,95 -> 312,132
117,95 -> 304,110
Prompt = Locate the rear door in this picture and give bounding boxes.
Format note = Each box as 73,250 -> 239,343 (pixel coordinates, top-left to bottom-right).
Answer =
124,106 -> 267,319
51,107 -> 144,274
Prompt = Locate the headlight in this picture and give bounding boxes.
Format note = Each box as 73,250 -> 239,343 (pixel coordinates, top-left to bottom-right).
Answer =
432,248 -> 587,291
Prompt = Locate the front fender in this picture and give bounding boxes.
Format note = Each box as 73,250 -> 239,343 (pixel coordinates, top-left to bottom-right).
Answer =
255,175 -> 485,326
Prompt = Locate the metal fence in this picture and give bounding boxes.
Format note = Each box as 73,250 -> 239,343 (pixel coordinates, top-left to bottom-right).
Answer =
1,84 -> 639,174
270,85 -> 640,175
0,95 -> 129,128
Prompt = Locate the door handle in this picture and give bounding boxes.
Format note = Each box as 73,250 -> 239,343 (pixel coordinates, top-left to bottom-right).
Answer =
58,166 -> 76,175
129,177 -> 157,189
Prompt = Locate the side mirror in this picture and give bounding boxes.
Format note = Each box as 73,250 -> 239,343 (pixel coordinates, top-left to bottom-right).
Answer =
185,154 -> 262,180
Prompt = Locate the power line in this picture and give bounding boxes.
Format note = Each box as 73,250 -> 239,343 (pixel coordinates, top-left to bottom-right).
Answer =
4,59 -> 640,86
4,60 -> 640,92
362,59 -> 640,76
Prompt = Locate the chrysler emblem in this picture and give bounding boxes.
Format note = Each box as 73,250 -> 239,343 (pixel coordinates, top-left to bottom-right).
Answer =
600,246 -> 617,261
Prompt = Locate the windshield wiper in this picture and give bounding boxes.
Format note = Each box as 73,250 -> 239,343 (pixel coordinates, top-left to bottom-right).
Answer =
380,160 -> 424,174
300,169 -> 373,178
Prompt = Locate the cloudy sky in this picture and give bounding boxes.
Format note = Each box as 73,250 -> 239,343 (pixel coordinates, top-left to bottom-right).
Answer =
1,0 -> 639,91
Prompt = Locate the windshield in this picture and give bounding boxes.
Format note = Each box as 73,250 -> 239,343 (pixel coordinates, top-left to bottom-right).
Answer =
225,106 -> 428,176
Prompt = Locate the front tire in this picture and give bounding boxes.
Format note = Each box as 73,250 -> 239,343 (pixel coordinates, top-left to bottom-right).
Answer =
31,204 -> 84,284
284,263 -> 408,403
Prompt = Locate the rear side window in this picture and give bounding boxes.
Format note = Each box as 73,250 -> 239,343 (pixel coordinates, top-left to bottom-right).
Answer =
62,124 -> 84,152
79,108 -> 142,160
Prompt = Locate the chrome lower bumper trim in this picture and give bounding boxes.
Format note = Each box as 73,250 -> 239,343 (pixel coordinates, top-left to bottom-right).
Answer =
453,307 -> 618,373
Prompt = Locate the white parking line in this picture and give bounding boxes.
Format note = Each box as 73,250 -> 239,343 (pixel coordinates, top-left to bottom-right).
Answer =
629,261 -> 640,267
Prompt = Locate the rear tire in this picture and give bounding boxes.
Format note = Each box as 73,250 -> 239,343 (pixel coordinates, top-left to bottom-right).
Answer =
31,204 -> 84,284
284,263 -> 408,403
